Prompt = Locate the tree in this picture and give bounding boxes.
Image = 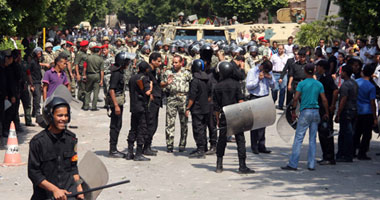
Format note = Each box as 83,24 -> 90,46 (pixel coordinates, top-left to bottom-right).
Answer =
334,0 -> 380,37
295,15 -> 344,47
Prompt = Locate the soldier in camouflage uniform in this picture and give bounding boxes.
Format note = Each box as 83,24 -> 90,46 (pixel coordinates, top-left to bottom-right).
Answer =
41,42 -> 55,77
61,41 -> 76,97
139,45 -> 151,63
159,42 -> 172,71
74,40 -> 89,102
245,46 -> 262,74
161,55 -> 192,152
177,43 -> 192,71
258,40 -> 271,59
101,44 -> 114,97
128,38 -> 139,54
111,38 -> 127,56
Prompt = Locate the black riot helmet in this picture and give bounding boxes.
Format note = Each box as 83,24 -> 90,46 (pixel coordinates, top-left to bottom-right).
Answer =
200,44 -> 213,63
191,59 -> 205,74
39,97 -> 71,128
138,61 -> 151,73
217,61 -> 234,80
114,52 -> 136,71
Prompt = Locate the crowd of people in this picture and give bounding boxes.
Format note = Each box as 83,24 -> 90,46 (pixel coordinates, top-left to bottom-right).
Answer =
1,27 -> 380,177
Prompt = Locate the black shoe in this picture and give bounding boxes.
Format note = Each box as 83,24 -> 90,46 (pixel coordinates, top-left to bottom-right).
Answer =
134,154 -> 151,161
357,155 -> 371,160
319,160 -> 336,165
167,148 -> 173,153
307,167 -> 315,171
125,152 -> 134,160
259,149 -> 272,154
281,165 -> 297,171
238,167 -> 255,174
25,123 -> 35,127
336,158 -> 353,162
91,108 -> 99,111
188,151 -> 205,159
109,151 -> 126,158
206,146 -> 216,155
82,108 -> 89,111
179,146 -> 186,152
276,105 -> 284,110
143,148 -> 157,156
150,147 -> 158,153
252,149 -> 259,154
216,157 -> 223,173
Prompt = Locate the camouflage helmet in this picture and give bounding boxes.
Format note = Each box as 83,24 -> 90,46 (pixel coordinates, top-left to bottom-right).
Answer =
102,36 -> 110,41
90,37 -> 97,42
45,42 -> 53,48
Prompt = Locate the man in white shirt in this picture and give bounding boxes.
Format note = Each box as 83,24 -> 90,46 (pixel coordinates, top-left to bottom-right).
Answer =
284,36 -> 294,58
270,44 -> 288,110
316,39 -> 327,56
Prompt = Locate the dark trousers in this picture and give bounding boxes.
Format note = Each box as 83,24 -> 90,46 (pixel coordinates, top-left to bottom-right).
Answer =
216,114 -> 246,159
192,113 -> 208,152
250,128 -> 267,151
207,105 -> 217,147
109,106 -> 123,151
337,109 -> 356,161
32,83 -> 41,116
353,114 -> 373,156
146,102 -> 160,146
318,114 -> 335,161
128,111 -> 147,146
20,88 -> 32,125
2,98 -> 18,137
0,98 -> 4,139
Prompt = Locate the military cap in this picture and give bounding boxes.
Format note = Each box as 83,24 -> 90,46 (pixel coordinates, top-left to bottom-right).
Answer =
77,38 -> 83,43
45,42 -> 53,48
80,40 -> 89,47
91,45 -> 101,49
66,41 -> 74,46
60,40 -> 66,46
258,36 -> 264,41
101,44 -> 109,49
102,36 -> 110,41
262,39 -> 268,43
178,12 -> 185,17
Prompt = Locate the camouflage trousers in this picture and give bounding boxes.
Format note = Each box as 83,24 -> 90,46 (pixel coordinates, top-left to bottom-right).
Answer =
68,76 -> 76,97
103,73 -> 111,96
124,66 -> 137,88
165,95 -> 188,148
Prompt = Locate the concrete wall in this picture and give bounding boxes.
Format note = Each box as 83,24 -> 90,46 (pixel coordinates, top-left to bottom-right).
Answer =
306,0 -> 340,22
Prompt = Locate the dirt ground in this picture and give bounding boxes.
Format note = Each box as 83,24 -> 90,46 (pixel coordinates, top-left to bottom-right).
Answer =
1,97 -> 380,200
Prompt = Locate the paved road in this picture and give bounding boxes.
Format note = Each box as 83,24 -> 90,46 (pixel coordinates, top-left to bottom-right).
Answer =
1,98 -> 380,199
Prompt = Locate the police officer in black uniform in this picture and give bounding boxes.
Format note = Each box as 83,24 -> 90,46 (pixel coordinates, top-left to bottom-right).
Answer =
108,52 -> 135,158
214,61 -> 255,174
144,52 -> 162,155
28,97 -> 84,200
287,47 -> 307,104
186,59 -> 210,158
127,61 -> 152,161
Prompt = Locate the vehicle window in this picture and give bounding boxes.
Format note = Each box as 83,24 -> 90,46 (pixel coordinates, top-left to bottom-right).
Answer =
175,29 -> 197,40
203,30 -> 226,41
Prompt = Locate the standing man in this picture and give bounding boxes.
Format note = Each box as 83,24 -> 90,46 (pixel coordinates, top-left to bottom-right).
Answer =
335,65 -> 358,162
108,52 -> 135,158
42,55 -> 71,101
101,44 -> 114,98
246,60 -> 275,154
270,44 -> 288,110
28,97 -> 84,200
144,53 -> 162,155
62,41 -> 76,97
281,63 -> 329,171
353,64 -> 377,160
82,45 -> 104,111
161,55 -> 192,153
316,60 -> 338,165
284,36 -> 295,58
287,48 -> 307,105
214,61 -> 254,174
30,47 -> 44,117
185,59 -> 210,158
127,61 -> 152,161
74,40 -> 89,102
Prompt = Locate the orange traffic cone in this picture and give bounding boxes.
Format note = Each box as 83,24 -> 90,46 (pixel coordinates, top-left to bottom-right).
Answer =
1,122 -> 25,166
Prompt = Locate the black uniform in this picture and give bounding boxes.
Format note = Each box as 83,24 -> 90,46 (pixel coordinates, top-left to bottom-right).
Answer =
19,61 -> 33,125
318,72 -> 337,162
206,68 -> 218,149
128,73 -> 150,148
145,68 -> 162,147
0,65 -> 7,138
28,129 -> 79,200
108,68 -> 125,152
2,63 -> 17,137
214,78 -> 246,159
188,71 -> 210,153
288,61 -> 307,104
281,57 -> 296,105
30,58 -> 42,116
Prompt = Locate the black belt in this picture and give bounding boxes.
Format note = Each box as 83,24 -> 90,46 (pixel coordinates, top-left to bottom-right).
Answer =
273,71 -> 282,73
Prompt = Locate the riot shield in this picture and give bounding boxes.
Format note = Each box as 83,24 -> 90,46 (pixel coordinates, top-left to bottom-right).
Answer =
276,104 -> 299,143
223,96 -> 276,136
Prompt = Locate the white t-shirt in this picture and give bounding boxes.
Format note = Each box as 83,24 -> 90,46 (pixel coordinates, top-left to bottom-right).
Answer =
374,63 -> 380,87
270,53 -> 288,72
284,44 -> 294,58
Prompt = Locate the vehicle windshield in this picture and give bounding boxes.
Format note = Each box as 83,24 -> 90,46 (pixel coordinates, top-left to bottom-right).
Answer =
175,29 -> 197,40
203,30 -> 226,41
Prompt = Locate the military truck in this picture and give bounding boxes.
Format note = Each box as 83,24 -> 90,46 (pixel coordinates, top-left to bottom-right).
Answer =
153,22 -> 301,44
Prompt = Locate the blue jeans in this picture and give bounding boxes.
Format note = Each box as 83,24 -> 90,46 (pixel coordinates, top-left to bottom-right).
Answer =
336,109 -> 356,161
288,109 -> 320,169
272,73 -> 287,108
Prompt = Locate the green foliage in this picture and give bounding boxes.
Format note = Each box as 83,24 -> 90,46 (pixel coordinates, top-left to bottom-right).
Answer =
0,38 -> 26,57
334,0 -> 380,37
295,15 -> 344,47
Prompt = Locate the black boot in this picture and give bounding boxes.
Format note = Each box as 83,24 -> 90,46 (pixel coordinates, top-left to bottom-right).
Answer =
134,145 -> 150,161
125,144 -> 134,160
206,145 -> 217,155
238,158 -> 255,174
216,157 -> 223,173
188,149 -> 205,159
143,144 -> 157,156
109,146 -> 126,158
